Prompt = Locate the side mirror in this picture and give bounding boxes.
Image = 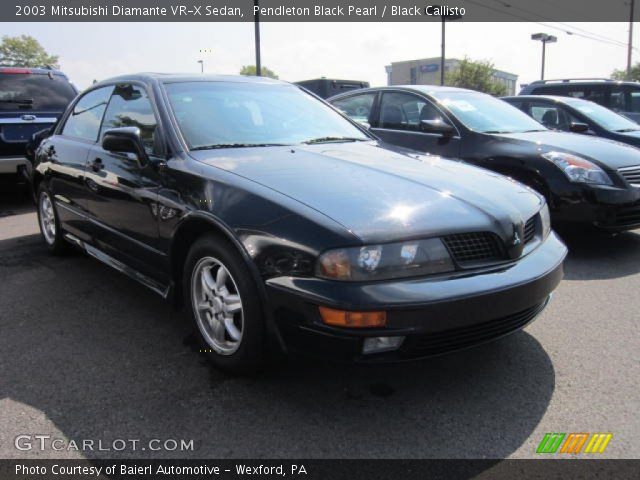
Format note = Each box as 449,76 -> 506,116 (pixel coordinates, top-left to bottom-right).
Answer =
420,119 -> 455,137
102,127 -> 148,163
569,122 -> 589,133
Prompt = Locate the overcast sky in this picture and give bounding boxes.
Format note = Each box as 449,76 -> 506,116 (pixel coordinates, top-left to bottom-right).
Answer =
0,22 -> 634,90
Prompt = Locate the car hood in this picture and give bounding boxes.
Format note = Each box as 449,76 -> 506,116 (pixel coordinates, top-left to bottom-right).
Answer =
495,130 -> 640,169
190,142 -> 543,243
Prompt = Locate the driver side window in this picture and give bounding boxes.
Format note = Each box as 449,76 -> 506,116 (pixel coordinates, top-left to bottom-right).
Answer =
528,102 -> 580,132
100,84 -> 159,155
379,92 -> 444,131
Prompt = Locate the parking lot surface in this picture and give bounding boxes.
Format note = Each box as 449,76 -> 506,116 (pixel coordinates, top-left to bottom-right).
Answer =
0,191 -> 638,460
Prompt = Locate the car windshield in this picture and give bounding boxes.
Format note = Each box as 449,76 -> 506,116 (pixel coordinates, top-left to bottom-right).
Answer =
164,81 -> 370,149
0,73 -> 76,111
564,98 -> 640,132
430,91 -> 546,134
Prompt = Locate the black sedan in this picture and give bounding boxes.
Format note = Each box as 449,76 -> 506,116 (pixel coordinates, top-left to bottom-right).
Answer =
329,86 -> 640,231
33,74 -> 566,372
503,95 -> 640,148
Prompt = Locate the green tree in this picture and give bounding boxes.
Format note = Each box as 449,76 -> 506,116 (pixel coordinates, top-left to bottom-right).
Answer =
612,63 -> 640,81
0,35 -> 59,68
445,57 -> 507,96
239,65 -> 278,79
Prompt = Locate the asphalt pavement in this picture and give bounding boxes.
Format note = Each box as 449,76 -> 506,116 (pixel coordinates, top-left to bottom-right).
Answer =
0,190 -> 638,460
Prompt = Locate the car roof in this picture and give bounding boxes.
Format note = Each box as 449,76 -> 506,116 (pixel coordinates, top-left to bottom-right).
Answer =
526,79 -> 638,86
329,84 -> 476,100
92,73 -> 287,88
504,95 -> 597,107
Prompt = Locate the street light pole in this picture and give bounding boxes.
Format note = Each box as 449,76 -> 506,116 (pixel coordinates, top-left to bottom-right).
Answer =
197,60 -> 203,73
628,0 -> 635,79
254,0 -> 262,76
541,40 -> 546,80
438,9 -> 462,86
531,33 -> 557,80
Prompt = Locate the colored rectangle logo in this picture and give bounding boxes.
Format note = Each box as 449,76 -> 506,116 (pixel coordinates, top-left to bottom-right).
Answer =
536,433 -> 612,454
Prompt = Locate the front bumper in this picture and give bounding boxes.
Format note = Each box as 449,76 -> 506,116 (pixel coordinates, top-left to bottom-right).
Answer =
265,232 -> 567,362
551,183 -> 640,231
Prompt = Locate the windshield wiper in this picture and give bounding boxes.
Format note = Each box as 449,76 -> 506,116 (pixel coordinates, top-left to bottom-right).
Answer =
615,128 -> 640,133
0,98 -> 33,104
191,143 -> 288,151
481,130 -> 512,134
302,136 -> 366,144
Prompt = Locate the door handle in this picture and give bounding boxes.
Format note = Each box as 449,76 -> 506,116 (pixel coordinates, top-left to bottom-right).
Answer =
90,158 -> 104,172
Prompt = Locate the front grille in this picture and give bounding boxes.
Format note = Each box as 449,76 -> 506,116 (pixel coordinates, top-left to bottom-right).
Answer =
401,300 -> 548,358
524,215 -> 536,244
618,166 -> 640,186
442,232 -> 505,266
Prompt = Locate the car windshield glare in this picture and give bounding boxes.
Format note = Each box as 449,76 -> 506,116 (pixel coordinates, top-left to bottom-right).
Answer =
565,98 -> 639,132
164,81 -> 369,150
432,91 -> 546,134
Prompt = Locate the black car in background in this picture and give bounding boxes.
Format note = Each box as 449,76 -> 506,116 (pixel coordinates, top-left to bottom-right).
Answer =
0,67 -> 77,185
329,86 -> 640,231
503,95 -> 640,148
295,78 -> 369,99
519,79 -> 640,124
32,74 -> 565,373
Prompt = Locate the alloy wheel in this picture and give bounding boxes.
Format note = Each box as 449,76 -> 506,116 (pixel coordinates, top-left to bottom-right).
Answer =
191,256 -> 244,355
39,192 -> 56,245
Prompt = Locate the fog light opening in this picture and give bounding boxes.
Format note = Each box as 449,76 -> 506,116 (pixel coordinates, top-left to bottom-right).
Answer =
362,336 -> 405,355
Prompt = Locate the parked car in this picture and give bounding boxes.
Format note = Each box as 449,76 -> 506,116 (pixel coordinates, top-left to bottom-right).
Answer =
295,78 -> 369,99
33,74 -> 566,372
329,86 -> 640,231
0,67 -> 77,186
503,95 -> 640,148
519,78 -> 640,124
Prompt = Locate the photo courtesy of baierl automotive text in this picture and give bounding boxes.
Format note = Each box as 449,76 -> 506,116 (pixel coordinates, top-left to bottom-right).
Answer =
0,1 -> 638,479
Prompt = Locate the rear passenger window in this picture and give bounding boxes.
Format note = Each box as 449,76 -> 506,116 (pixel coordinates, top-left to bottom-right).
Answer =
62,86 -> 113,142
101,84 -> 158,155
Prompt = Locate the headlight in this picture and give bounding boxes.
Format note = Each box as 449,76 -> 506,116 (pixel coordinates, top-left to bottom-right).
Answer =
540,202 -> 551,239
316,238 -> 454,281
542,151 -> 612,186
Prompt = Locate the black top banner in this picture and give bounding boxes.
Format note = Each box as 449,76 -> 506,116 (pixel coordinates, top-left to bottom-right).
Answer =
4,0 -> 640,22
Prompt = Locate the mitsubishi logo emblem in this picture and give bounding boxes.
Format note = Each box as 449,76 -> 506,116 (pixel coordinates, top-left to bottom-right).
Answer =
512,229 -> 521,246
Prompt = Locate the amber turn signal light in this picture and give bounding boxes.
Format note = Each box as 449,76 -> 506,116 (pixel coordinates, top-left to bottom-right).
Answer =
319,306 -> 387,328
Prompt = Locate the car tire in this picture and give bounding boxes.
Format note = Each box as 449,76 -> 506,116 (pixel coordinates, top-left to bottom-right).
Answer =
184,233 -> 265,374
36,185 -> 69,255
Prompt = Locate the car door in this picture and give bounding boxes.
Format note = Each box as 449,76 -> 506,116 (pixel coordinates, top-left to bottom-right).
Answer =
83,83 -> 167,285
43,86 -> 113,238
370,91 -> 460,157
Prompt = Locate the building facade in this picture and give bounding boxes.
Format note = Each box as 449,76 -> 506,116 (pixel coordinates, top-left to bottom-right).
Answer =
385,57 -> 518,95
